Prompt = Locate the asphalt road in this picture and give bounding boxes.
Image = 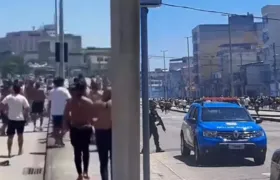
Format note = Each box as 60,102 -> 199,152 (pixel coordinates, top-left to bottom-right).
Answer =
142,110 -> 279,180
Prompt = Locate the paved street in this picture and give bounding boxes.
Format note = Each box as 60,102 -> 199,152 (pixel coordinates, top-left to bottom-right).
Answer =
0,118 -> 49,180
0,110 -> 278,180
143,110 -> 279,180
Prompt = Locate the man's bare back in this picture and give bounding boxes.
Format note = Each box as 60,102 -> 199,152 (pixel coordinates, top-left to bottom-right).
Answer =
66,96 -> 94,128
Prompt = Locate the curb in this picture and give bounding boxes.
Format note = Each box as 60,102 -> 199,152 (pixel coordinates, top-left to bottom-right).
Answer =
43,117 -> 51,180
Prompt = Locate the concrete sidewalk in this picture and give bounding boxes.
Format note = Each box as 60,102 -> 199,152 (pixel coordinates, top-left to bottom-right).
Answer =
44,131 -> 102,180
0,118 -> 49,180
45,130 -> 184,180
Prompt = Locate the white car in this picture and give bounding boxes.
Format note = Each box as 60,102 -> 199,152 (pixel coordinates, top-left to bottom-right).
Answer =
270,149 -> 280,180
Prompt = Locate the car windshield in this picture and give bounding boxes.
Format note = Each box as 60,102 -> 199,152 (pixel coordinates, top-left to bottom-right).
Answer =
201,107 -> 252,121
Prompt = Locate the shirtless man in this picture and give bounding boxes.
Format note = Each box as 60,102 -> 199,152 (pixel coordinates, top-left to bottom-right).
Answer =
92,87 -> 112,180
31,82 -> 46,131
63,79 -> 94,180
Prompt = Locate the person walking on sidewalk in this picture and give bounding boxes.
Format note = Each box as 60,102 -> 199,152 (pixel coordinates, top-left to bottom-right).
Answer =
31,82 -> 46,132
0,81 -> 12,136
0,83 -> 30,157
93,87 -> 112,180
48,77 -> 71,147
63,79 -> 93,180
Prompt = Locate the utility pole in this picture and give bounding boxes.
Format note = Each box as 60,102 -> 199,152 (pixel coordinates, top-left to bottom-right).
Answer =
273,43 -> 278,96
54,0 -> 59,76
240,52 -> 243,66
239,51 -> 244,96
148,57 -> 152,98
228,15 -> 234,96
161,50 -> 168,99
185,36 -> 192,98
59,0 -> 65,78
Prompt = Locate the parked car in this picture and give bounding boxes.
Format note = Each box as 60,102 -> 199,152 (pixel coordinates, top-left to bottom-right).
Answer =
270,149 -> 280,180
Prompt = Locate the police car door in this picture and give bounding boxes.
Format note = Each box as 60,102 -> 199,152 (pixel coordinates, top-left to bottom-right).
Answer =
189,107 -> 198,146
184,106 -> 195,146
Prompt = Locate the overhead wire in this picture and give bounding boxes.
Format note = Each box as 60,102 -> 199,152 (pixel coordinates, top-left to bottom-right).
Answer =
162,3 -> 280,21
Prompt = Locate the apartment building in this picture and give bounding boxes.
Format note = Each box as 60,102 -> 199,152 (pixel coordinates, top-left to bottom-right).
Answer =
262,5 -> 280,66
192,14 -> 263,96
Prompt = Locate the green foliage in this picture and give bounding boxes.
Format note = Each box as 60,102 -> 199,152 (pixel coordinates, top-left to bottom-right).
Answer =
0,55 -> 30,77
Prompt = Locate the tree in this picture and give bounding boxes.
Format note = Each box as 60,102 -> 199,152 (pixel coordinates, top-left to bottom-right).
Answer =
0,55 -> 30,77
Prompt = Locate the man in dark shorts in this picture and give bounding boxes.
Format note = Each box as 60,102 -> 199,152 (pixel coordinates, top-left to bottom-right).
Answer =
1,84 -> 30,157
48,77 -> 71,146
31,82 -> 46,131
0,82 -> 12,136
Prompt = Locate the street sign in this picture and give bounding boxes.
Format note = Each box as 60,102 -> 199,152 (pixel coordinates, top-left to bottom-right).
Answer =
140,0 -> 162,7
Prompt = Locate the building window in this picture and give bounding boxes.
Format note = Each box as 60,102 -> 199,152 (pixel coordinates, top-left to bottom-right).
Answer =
97,57 -> 103,62
262,31 -> 269,44
24,40 -> 28,51
104,57 -> 110,62
193,43 -> 199,52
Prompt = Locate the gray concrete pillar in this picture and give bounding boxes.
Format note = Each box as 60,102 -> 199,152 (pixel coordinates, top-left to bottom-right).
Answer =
110,0 -> 140,179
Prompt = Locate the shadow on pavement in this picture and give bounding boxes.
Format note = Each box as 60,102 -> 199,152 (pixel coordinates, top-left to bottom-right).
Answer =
0,160 -> 10,166
0,155 -> 15,158
173,155 -> 258,167
38,140 -> 47,144
46,145 -> 63,149
30,152 -> 46,155
24,130 -> 48,133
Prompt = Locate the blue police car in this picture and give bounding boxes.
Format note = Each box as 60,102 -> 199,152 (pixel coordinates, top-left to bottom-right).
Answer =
180,98 -> 267,165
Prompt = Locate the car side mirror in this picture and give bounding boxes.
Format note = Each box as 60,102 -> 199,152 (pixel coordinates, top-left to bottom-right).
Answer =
188,117 -> 196,123
254,117 -> 263,124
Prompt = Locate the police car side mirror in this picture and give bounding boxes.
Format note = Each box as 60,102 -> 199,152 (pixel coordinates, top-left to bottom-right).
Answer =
254,117 -> 263,124
188,117 -> 196,124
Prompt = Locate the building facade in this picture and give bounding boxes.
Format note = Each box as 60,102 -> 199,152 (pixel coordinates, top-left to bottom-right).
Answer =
262,5 -> 280,67
83,47 -> 111,76
216,43 -> 260,96
192,14 -> 263,96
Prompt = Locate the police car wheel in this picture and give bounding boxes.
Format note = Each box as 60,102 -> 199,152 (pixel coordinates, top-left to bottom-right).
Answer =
194,141 -> 203,165
180,134 -> 190,156
254,154 -> 266,165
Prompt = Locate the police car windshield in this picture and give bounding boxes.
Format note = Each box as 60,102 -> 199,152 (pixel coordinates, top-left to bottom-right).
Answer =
202,107 -> 252,122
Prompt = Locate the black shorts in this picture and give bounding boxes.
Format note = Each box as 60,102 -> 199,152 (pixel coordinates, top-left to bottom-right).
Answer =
52,115 -> 63,128
7,120 -> 26,136
31,101 -> 44,114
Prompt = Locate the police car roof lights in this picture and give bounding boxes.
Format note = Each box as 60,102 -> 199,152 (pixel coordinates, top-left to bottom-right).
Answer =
195,97 -> 240,106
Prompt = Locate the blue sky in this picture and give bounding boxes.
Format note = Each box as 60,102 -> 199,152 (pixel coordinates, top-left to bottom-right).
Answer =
0,0 -> 279,69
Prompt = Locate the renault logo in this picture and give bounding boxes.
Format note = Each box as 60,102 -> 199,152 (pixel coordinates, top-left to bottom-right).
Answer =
233,130 -> 239,138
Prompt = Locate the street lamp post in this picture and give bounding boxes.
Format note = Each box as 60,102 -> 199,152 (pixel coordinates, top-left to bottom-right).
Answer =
59,0 -> 65,78
228,15 -> 234,96
185,36 -> 192,97
161,50 -> 168,99
54,0 -> 59,76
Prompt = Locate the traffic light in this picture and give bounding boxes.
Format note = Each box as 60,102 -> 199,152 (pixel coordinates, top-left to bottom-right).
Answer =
64,42 -> 68,63
55,42 -> 60,62
55,42 -> 68,62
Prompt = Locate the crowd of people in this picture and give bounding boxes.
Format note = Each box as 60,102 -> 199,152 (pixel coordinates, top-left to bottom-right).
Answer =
0,75 -> 112,180
153,96 -> 280,115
